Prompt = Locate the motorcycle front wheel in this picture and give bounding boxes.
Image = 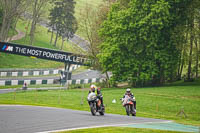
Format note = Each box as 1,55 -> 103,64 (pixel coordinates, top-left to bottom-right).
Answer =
90,102 -> 96,116
125,105 -> 130,116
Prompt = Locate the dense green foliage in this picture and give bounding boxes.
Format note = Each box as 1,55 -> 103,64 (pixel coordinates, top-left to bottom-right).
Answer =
0,80 -> 199,126
98,0 -> 196,87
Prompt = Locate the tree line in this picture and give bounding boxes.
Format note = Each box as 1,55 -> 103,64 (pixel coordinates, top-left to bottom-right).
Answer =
80,0 -> 200,87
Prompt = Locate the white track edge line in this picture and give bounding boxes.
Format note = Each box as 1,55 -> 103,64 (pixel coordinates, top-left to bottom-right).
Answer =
36,121 -> 172,133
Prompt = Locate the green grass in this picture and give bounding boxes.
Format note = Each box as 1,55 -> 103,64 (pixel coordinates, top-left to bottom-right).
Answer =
57,127 -> 187,133
0,84 -> 62,89
0,80 -> 199,126
8,28 -> 18,37
16,19 -> 78,52
0,52 -> 64,68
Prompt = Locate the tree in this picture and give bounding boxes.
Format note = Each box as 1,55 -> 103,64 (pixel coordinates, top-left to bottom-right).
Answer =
196,11 -> 200,78
48,0 -> 77,49
189,0 -> 200,80
29,0 -> 49,45
177,0 -> 200,81
78,1 -> 114,87
60,0 -> 77,50
48,1 -> 60,47
0,0 -> 31,42
79,2 -> 108,65
0,6 -> 3,27
98,0 -> 192,87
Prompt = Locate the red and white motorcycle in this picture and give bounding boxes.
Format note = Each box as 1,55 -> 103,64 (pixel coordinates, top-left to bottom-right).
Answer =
121,95 -> 136,116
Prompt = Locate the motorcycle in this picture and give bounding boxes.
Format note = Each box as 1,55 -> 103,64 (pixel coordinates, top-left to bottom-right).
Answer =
121,95 -> 136,116
87,92 -> 105,116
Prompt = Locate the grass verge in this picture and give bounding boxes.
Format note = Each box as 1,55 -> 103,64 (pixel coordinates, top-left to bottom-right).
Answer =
0,80 -> 199,126
0,84 -> 62,89
57,127 -> 188,133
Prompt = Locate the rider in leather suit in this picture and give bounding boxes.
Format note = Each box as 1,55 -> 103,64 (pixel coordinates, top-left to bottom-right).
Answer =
89,85 -> 104,106
123,88 -> 136,111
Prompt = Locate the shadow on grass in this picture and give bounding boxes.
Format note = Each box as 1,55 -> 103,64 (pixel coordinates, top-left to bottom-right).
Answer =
166,78 -> 200,87
102,78 -> 200,91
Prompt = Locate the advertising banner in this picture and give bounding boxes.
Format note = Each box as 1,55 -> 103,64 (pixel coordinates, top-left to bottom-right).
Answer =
0,42 -> 90,65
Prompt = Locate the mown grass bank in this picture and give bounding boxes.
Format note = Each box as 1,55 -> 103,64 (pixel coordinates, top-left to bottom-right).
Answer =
0,80 -> 199,126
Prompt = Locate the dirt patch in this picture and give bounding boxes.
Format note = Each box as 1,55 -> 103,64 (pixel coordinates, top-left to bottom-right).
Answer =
117,82 -> 129,88
7,29 -> 25,42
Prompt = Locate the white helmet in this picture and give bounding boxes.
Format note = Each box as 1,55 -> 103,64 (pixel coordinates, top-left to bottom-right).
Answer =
90,84 -> 96,89
90,85 -> 97,92
126,88 -> 131,92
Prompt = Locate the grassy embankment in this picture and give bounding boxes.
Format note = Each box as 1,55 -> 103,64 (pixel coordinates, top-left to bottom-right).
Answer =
0,0 -> 103,69
0,80 -> 199,126
0,19 -> 75,69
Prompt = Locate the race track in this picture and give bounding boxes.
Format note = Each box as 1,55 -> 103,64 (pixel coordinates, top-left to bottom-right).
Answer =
0,105 -> 170,133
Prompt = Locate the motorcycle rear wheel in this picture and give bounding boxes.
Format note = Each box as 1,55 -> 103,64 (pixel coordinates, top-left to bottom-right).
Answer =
99,111 -> 104,115
99,105 -> 105,115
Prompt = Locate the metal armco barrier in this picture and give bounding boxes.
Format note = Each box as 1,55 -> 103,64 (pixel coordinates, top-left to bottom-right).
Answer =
0,78 -> 104,86
0,65 -> 80,77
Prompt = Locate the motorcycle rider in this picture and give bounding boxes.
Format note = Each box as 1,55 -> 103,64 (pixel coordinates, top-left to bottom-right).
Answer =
88,84 -> 104,106
89,84 -> 97,93
123,88 -> 136,112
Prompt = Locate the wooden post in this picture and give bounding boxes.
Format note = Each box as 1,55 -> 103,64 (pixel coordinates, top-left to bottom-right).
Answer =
35,88 -> 37,103
64,63 -> 71,89
80,84 -> 84,105
156,104 -> 159,112
13,88 -> 16,101
176,107 -> 187,118
58,88 -> 61,104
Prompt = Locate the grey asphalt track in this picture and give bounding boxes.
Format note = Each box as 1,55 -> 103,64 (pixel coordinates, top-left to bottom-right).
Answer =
0,89 -> 14,94
0,105 -> 170,133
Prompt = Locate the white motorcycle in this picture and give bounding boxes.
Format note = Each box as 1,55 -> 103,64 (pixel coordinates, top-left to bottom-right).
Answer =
87,92 -> 105,116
